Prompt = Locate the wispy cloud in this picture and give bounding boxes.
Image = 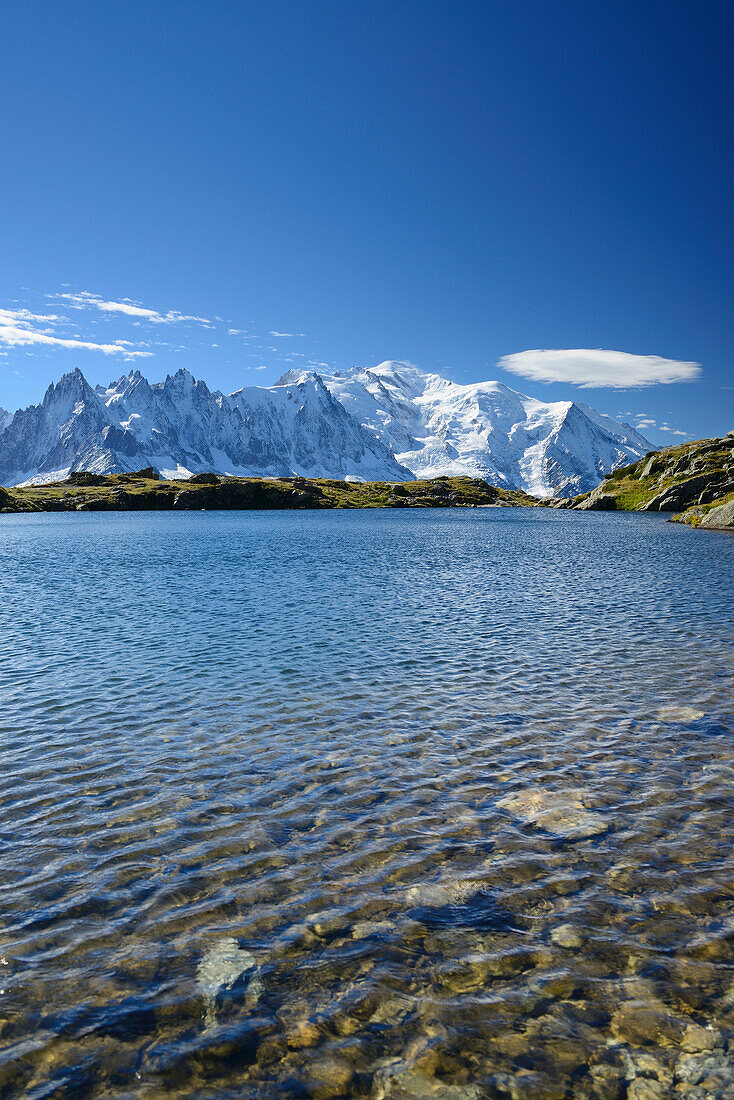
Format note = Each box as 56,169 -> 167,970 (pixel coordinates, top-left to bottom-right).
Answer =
5,288 -> 312,375
53,291 -> 212,326
633,413 -> 689,438
500,349 -> 702,389
0,308 -> 152,358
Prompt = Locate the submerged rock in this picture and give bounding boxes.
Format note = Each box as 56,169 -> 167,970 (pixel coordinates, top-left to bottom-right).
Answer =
626,1080 -> 666,1099
372,1061 -> 482,1099
680,1022 -> 723,1053
610,1000 -> 686,1046
195,937 -> 262,1028
657,705 -> 705,722
409,886 -> 527,934
675,1050 -> 734,1091
497,787 -> 608,839
550,923 -> 585,949
306,1055 -> 355,1099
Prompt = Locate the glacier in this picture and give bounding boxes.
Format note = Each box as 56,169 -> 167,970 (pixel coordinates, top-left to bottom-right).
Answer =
0,362 -> 653,494
314,361 -> 653,496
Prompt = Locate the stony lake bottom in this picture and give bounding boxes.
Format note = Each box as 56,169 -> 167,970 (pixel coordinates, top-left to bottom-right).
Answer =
1,508 -> 733,1100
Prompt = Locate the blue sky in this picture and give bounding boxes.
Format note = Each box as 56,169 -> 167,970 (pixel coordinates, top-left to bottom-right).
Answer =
1,0 -> 732,444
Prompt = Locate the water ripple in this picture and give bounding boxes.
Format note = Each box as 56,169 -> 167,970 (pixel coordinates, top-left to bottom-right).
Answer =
0,509 -> 733,1097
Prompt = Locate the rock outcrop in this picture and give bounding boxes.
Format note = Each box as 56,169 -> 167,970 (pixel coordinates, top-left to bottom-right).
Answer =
699,497 -> 734,530
568,432 -> 734,528
574,485 -> 617,511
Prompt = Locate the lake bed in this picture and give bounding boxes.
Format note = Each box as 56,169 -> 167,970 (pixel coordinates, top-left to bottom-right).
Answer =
1,509 -> 733,1098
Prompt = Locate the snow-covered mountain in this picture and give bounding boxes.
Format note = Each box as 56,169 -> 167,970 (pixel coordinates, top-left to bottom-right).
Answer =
313,361 -> 653,496
0,361 -> 653,494
0,367 -> 411,486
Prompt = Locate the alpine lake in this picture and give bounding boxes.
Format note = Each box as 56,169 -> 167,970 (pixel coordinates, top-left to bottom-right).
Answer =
1,507 -> 733,1099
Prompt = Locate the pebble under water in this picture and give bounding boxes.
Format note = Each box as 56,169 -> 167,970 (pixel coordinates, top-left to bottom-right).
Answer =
0,507 -> 733,1099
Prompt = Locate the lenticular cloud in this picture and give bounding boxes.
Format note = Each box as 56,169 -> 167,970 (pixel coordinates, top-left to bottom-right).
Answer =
499,349 -> 701,389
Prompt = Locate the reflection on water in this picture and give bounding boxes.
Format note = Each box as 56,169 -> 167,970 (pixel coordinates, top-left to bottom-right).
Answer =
0,508 -> 733,1098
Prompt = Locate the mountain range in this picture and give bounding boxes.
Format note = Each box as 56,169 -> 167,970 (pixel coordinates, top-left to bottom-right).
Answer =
0,361 -> 653,495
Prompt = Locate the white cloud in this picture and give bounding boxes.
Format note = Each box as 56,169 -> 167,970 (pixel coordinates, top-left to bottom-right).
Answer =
6,308 -> 64,324
54,291 -> 211,326
660,424 -> 689,437
0,308 -> 151,358
499,349 -> 702,389
632,413 -> 689,438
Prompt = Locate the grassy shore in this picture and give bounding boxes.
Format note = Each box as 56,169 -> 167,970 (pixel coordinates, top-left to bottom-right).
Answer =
0,470 -> 539,513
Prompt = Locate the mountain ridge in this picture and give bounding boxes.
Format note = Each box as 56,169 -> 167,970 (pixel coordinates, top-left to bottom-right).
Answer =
0,361 -> 653,493
0,366 -> 411,486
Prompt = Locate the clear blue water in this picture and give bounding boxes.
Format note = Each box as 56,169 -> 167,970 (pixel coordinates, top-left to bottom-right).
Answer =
1,509 -> 733,1098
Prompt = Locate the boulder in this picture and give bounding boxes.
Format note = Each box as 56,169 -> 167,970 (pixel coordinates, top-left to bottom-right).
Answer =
575,485 -> 617,511
642,474 -> 729,512
700,498 -> 734,530
188,472 -> 220,484
67,471 -> 107,486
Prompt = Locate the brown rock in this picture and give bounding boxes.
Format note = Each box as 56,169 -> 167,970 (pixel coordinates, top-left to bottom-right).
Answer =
680,1022 -> 722,1052
610,1001 -> 686,1047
